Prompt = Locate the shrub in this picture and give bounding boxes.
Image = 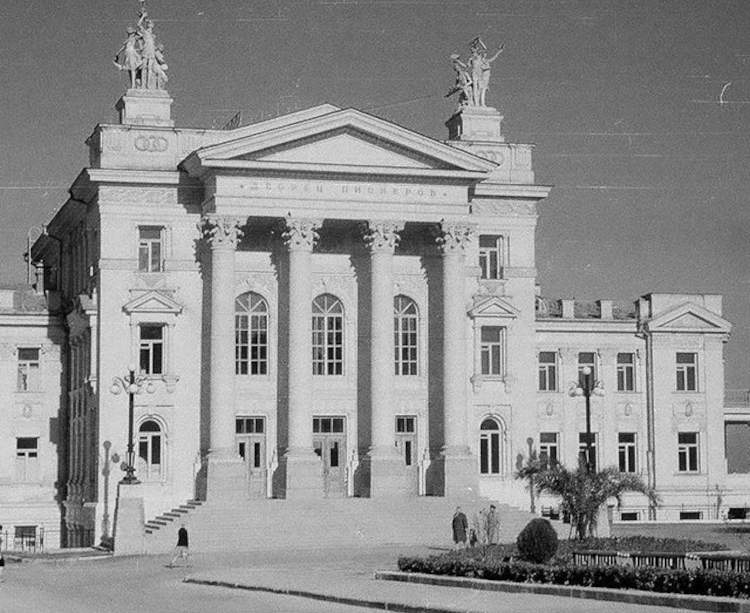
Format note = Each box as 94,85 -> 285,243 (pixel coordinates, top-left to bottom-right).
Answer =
516,518 -> 558,564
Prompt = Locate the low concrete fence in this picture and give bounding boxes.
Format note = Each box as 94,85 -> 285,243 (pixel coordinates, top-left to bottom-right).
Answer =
572,550 -> 750,571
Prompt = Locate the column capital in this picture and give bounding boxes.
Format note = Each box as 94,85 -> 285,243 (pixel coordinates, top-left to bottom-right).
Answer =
362,220 -> 403,254
435,220 -> 475,255
282,215 -> 321,252
200,215 -> 245,250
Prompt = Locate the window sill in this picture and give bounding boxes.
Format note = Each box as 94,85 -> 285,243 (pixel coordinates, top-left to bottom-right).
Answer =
471,375 -> 509,392
674,471 -> 702,476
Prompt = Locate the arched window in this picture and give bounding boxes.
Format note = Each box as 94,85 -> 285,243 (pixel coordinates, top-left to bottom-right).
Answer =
312,294 -> 344,375
137,420 -> 163,480
479,418 -> 501,475
235,292 -> 269,375
394,295 -> 418,376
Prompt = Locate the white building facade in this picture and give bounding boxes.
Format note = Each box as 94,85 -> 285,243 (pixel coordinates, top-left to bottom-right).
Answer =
9,62 -> 742,547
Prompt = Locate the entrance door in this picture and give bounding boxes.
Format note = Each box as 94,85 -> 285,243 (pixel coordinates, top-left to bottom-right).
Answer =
395,415 -> 419,494
236,417 -> 266,498
312,416 -> 346,497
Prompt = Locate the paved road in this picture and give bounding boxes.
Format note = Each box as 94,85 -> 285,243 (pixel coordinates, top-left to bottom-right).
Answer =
1,545 -> 690,613
1,551 -> 380,613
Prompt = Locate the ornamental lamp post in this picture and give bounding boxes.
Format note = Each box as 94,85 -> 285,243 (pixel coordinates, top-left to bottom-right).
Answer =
109,364 -> 156,484
569,365 -> 604,473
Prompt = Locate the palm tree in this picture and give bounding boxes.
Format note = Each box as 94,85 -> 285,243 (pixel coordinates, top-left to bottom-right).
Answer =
514,438 -> 545,514
533,461 -> 657,540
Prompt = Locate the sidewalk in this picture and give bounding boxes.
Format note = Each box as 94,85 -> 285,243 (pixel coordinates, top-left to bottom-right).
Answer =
184,565 -> 686,613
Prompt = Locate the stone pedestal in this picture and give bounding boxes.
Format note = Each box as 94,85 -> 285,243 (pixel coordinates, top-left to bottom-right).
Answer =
115,88 -> 174,127
446,106 -> 504,142
441,449 -> 479,499
367,453 -> 409,498
207,453 -> 248,502
113,483 -> 145,556
282,450 -> 324,500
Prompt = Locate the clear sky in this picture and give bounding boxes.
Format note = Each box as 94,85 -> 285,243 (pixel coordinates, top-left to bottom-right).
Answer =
0,0 -> 747,387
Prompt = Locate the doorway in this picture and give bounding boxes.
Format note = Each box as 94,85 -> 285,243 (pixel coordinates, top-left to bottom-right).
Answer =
312,416 -> 346,497
236,416 -> 266,498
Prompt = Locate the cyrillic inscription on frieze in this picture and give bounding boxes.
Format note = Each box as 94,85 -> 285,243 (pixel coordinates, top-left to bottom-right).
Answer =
226,177 -> 460,204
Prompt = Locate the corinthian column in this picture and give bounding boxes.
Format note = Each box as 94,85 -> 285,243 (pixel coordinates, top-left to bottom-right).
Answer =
436,221 -> 477,498
363,221 -> 406,496
201,214 -> 245,501
282,216 -> 324,499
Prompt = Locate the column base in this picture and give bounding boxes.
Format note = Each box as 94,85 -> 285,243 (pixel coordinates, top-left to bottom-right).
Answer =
283,449 -> 324,500
206,449 -> 246,502
366,449 -> 414,497
113,483 -> 145,556
441,448 -> 479,499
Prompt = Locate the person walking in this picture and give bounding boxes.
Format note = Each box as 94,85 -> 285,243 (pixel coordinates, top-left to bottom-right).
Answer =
451,506 -> 468,549
481,504 -> 501,545
167,523 -> 190,568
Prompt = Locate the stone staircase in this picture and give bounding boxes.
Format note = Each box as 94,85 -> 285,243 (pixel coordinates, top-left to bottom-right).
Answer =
141,496 -> 540,553
144,499 -> 203,535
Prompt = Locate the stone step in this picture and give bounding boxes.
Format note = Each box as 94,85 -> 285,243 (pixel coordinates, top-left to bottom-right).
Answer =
142,495 -> 539,553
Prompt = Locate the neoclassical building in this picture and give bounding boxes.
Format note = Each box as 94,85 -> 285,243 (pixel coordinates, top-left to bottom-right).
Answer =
3,18 -> 746,549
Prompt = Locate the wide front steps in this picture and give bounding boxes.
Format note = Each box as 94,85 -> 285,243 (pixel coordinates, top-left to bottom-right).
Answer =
142,496 -> 538,553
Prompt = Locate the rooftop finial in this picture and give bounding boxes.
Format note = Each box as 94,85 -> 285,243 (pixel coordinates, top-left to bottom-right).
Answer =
446,37 -> 504,109
113,0 -> 169,91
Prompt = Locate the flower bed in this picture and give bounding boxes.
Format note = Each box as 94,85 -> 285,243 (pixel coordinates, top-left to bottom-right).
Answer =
397,555 -> 750,599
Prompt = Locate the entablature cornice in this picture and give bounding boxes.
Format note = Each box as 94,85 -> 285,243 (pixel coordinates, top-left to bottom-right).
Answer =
535,319 -> 638,334
472,183 -> 552,199
191,159 -> 489,182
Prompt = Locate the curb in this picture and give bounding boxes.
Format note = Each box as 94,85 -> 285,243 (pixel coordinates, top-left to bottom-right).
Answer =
375,571 -> 750,613
183,577 -> 493,613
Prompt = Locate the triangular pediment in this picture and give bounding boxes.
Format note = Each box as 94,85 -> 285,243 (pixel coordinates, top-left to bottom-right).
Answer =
646,302 -> 731,334
182,107 -> 496,178
123,290 -> 183,315
468,295 -> 520,319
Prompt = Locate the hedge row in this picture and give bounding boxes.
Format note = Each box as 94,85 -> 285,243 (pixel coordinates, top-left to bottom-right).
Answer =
397,555 -> 750,599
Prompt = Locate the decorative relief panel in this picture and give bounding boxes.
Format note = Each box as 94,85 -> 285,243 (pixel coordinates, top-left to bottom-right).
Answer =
512,146 -> 533,169
100,186 -> 177,206
671,400 -> 705,419
537,400 -> 557,419
236,273 -> 277,301
616,402 -> 641,419
102,130 -> 124,152
470,201 -> 536,217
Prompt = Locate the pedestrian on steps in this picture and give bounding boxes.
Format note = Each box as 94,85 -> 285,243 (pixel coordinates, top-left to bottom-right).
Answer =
452,506 -> 468,549
167,523 -> 190,568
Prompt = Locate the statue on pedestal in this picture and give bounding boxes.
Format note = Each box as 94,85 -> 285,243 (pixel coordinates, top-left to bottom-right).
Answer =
113,1 -> 168,91
446,37 -> 503,108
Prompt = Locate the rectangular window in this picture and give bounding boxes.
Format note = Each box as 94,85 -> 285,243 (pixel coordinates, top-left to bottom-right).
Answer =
676,353 -> 698,391
620,512 -> 640,521
17,347 -> 41,391
725,422 -> 750,474
235,417 -> 264,434
678,432 -> 699,472
578,432 -> 598,471
139,325 -> 164,375
538,351 -> 557,391
15,437 -> 39,481
618,432 -> 637,473
617,353 -> 635,392
679,511 -> 702,520
313,416 -> 344,434
578,352 -> 596,386
478,235 -> 503,280
539,432 -> 558,467
138,226 -> 163,272
480,326 -> 504,376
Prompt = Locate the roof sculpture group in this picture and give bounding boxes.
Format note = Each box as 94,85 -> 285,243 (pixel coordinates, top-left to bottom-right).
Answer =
113,2 -> 500,111
447,37 -> 504,108
113,0 -> 168,90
